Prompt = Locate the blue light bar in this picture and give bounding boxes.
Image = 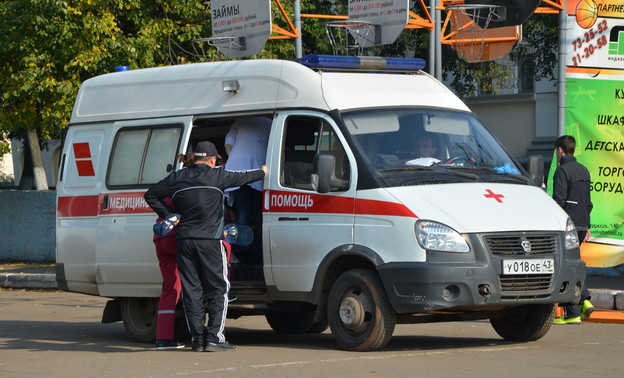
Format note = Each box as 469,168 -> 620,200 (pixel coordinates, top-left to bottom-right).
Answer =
299,55 -> 426,72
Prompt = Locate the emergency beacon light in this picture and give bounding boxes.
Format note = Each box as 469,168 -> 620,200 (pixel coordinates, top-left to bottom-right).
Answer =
299,55 -> 426,72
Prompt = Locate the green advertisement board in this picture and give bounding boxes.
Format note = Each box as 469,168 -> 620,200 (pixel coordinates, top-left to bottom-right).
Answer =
547,1 -> 624,269
560,76 -> 624,242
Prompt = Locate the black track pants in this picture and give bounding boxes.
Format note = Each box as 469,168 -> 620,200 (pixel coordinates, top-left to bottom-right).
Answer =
177,238 -> 229,343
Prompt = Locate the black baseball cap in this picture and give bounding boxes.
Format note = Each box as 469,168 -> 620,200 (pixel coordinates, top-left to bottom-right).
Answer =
194,141 -> 222,159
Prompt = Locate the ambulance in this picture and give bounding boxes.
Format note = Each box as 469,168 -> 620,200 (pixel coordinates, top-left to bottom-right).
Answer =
56,55 -> 585,351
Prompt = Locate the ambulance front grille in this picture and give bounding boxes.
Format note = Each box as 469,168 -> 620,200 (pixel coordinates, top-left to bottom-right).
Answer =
485,234 -> 557,255
499,274 -> 553,292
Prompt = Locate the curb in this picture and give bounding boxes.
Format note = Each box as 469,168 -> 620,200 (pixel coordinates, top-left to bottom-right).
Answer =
0,273 -> 58,290
589,288 -> 624,311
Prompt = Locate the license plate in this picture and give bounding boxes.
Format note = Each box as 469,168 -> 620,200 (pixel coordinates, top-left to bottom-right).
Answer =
502,258 -> 554,275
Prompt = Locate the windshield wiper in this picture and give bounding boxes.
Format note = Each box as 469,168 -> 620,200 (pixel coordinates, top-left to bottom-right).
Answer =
380,165 -> 480,181
447,166 -> 530,183
441,169 -> 480,181
379,167 -> 434,172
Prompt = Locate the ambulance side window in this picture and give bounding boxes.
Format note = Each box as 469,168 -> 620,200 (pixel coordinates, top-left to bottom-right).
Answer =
280,116 -> 350,191
318,123 -> 350,182
107,126 -> 181,188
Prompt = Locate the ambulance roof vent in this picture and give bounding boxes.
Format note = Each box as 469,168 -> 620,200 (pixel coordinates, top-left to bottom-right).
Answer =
299,55 -> 426,73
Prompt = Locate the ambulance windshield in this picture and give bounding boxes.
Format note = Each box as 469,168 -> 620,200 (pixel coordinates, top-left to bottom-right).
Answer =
343,108 -> 527,186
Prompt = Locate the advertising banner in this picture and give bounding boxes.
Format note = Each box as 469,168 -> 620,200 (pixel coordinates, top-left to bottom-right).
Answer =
549,0 -> 624,271
211,0 -> 271,58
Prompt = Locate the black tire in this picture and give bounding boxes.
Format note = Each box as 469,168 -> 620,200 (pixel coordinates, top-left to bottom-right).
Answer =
265,309 -> 317,334
307,319 -> 329,334
490,303 -> 556,341
264,310 -> 327,335
327,269 -> 396,351
120,297 -> 158,343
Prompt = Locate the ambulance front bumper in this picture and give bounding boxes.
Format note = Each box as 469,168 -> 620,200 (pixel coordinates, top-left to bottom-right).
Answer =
377,233 -> 586,314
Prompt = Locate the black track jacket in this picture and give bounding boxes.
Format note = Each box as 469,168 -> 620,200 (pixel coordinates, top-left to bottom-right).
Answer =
552,155 -> 593,230
145,163 -> 265,239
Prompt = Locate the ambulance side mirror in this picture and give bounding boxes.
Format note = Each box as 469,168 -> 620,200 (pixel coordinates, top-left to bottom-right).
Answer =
528,155 -> 544,187
311,154 -> 349,194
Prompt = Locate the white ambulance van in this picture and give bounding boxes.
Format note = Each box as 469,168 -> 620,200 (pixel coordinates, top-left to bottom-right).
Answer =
56,55 -> 585,351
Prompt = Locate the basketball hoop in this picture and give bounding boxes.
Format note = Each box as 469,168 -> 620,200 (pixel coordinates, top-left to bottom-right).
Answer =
446,4 -> 506,62
325,20 -> 380,56
192,37 -> 247,59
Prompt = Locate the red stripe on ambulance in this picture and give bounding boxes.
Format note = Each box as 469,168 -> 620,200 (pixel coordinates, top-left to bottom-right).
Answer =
60,191 -> 417,219
58,192 -> 152,217
267,190 -> 417,218
57,195 -> 99,217
100,192 -> 152,215
355,197 -> 417,218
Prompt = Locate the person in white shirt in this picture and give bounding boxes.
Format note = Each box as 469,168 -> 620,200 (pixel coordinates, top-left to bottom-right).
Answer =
224,117 -> 272,263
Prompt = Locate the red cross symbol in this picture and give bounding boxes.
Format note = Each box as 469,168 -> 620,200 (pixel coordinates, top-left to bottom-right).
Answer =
484,189 -> 504,203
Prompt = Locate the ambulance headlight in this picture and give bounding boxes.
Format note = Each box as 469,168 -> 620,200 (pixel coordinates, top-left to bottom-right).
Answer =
415,221 -> 470,253
564,217 -> 580,250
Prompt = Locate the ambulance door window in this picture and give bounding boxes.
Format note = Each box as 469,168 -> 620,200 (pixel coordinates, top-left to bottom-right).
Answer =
107,125 -> 181,187
280,116 -> 350,190
280,116 -> 319,190
318,123 -> 350,184
108,129 -> 147,186
142,128 -> 181,184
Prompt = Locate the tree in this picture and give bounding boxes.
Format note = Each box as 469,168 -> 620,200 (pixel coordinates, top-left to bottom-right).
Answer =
296,1 -> 558,99
0,1 -> 213,151
0,0 -> 558,168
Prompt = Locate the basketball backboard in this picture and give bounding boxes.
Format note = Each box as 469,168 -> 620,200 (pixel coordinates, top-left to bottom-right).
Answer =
442,1 -> 525,62
347,0 -> 409,47
464,0 -> 542,29
210,0 -> 271,58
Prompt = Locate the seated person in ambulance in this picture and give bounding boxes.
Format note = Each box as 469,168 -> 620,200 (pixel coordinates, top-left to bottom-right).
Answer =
405,132 -> 441,167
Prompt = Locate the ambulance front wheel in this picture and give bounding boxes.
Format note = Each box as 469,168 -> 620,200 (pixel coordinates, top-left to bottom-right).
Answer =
121,297 -> 158,343
489,303 -> 556,341
327,269 -> 396,351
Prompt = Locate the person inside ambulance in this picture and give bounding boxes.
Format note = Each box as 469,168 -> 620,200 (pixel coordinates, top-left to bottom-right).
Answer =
404,132 -> 441,167
223,117 -> 271,264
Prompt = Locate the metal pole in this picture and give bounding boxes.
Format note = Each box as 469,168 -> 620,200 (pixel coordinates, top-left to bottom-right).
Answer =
435,0 -> 442,81
557,0 -> 567,136
294,0 -> 303,59
428,0 -> 435,76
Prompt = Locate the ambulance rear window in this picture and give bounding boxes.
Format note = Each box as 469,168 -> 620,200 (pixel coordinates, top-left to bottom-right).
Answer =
107,125 -> 182,188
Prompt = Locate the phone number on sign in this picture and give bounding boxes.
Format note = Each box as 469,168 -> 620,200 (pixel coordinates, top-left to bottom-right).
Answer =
571,20 -> 609,67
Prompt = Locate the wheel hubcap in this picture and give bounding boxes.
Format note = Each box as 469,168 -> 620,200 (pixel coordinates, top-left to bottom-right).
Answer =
339,295 -> 365,330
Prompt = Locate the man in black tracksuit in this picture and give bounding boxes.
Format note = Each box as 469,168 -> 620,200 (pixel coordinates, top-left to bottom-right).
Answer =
552,135 -> 594,324
145,141 -> 266,351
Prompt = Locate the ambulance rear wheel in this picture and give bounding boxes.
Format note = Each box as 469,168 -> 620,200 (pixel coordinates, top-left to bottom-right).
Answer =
327,269 -> 396,351
265,309 -> 316,334
490,303 -> 556,341
121,297 -> 158,343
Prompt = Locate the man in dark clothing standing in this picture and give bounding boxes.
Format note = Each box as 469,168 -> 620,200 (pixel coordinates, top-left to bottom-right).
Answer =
552,135 -> 595,325
145,141 -> 267,351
